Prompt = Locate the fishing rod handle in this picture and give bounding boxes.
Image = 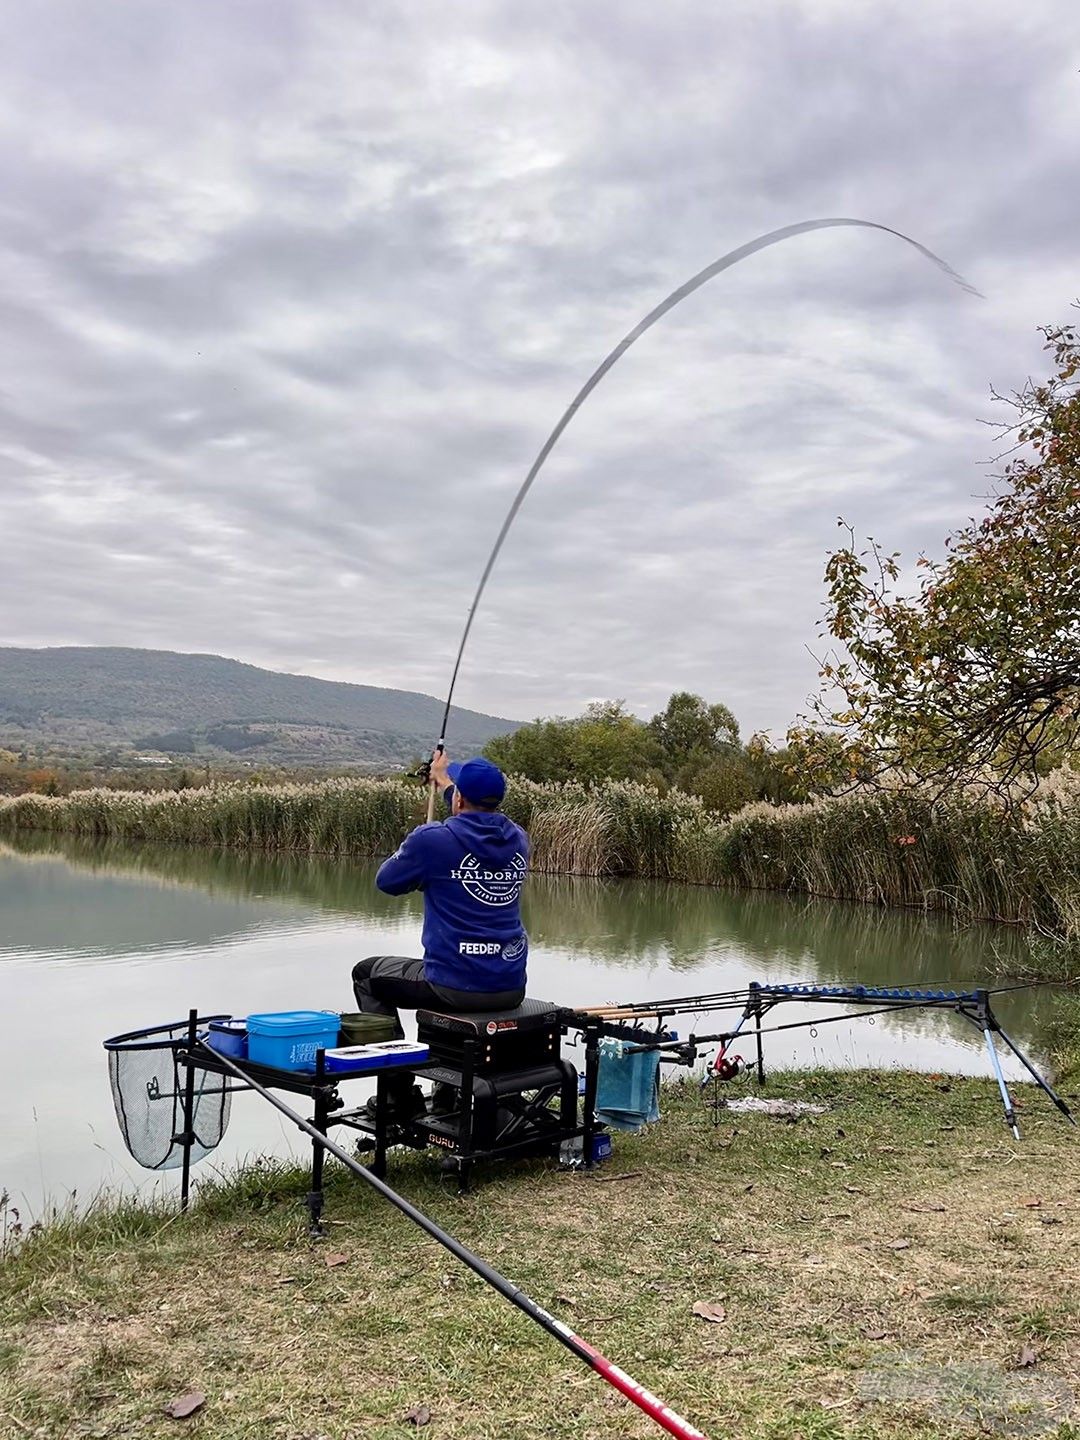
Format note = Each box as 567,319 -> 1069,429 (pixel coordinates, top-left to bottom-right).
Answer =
572,1336 -> 710,1440
425,738 -> 445,824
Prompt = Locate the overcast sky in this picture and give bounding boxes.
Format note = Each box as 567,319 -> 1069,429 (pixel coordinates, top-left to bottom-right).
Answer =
1,1 -> 1077,737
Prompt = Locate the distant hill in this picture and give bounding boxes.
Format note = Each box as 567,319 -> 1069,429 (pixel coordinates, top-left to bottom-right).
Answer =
0,647 -> 521,768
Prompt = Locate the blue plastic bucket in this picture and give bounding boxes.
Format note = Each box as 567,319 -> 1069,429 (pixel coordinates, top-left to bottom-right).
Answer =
207,1019 -> 247,1059
246,1010 -> 340,1072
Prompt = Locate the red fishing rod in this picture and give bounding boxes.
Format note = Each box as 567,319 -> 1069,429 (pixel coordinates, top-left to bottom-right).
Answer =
206,1045 -> 710,1439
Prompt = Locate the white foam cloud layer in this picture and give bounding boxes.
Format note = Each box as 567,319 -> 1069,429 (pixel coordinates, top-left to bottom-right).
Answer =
1,0 -> 1077,734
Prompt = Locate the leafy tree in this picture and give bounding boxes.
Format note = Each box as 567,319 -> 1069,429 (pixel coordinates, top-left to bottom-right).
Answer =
484,717 -> 576,783
760,730 -> 852,801
485,690 -> 817,815
803,317 -> 1080,797
485,701 -> 661,784
649,691 -> 739,770
679,751 -> 760,814
26,767 -> 62,795
565,701 -> 663,782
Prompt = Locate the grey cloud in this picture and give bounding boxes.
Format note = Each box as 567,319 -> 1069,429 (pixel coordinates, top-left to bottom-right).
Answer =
1,0 -> 1077,736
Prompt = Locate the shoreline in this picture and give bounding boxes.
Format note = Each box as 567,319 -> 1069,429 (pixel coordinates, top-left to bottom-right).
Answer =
3,1074 -> 1078,1438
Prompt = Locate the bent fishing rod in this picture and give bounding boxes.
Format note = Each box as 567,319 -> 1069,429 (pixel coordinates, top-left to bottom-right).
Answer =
425,216 -> 980,819
205,1045 -> 710,1440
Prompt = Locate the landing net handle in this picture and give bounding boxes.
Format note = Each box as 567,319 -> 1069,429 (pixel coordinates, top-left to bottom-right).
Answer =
201,1044 -> 710,1440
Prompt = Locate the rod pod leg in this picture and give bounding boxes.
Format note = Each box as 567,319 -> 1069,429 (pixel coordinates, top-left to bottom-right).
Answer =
753,1001 -> 765,1086
984,1027 -> 1021,1140
995,1025 -> 1077,1126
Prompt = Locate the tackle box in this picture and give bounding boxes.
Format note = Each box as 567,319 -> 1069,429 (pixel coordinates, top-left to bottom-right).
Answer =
322,1040 -> 430,1074
246,1010 -> 340,1072
206,1018 -> 248,1059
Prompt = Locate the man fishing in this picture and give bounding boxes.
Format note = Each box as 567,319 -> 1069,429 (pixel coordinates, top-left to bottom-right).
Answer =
352,751 -> 529,1117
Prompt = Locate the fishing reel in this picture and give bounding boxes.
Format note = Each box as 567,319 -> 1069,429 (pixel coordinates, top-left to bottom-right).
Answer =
700,1048 -> 746,1126
697,1046 -> 746,1088
712,1053 -> 746,1082
405,760 -> 432,783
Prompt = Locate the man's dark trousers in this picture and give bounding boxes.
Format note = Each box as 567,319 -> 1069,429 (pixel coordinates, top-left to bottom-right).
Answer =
351,955 -> 525,1099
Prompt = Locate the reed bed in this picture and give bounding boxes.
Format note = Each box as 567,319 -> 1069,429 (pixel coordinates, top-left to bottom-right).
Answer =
2,769 -> 1079,945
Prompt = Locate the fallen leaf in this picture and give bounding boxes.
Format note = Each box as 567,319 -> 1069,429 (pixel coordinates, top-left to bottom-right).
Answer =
1040,1216 -> 1063,1226
554,1294 -> 576,1308
323,1253 -> 349,1269
691,1300 -> 727,1323
903,1203 -> 946,1213
1016,1345 -> 1038,1369
404,1404 -> 432,1426
885,1239 -> 912,1251
164,1391 -> 206,1420
1022,1197 -> 1043,1209
844,1185 -> 864,1195
863,1328 -> 887,1341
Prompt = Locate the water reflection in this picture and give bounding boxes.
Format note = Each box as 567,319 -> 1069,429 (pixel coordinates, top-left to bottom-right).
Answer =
1,831 -> 1029,982
0,833 -> 1045,1214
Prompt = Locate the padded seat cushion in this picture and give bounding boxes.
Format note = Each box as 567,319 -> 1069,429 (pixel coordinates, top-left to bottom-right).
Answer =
417,997 -> 559,1035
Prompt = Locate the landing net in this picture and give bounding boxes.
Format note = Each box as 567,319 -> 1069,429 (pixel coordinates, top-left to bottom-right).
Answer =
104,1017 -> 232,1170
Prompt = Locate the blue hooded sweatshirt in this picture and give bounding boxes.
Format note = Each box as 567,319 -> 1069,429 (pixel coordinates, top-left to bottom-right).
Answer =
375,809 -> 529,994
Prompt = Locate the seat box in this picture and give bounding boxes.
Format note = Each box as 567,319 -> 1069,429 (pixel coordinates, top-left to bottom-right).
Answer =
416,998 -> 562,1075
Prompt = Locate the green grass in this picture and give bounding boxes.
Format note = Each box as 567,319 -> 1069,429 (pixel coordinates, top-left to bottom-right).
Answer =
2,1073 -> 1079,1439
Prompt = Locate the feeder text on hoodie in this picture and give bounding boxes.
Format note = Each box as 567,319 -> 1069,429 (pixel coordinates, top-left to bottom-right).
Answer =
375,809 -> 529,995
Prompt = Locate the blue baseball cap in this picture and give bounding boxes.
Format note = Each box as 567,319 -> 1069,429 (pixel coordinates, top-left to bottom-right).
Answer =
447,757 -> 506,808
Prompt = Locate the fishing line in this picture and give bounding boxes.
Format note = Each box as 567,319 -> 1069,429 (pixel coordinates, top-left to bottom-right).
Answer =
687,1003 -> 917,1045
433,217 -> 980,751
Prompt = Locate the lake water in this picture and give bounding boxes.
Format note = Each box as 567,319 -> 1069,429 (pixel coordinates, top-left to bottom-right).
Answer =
0,833 -> 1044,1215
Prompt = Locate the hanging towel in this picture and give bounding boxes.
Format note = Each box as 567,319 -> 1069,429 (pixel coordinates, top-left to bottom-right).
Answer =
595,1037 -> 661,1133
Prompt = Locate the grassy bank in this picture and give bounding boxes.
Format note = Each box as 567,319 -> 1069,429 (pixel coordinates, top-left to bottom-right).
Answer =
2,772 -> 1080,953
3,1074 -> 1079,1439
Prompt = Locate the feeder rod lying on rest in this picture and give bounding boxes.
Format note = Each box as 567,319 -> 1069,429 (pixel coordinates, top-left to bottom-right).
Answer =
203,1046 -> 711,1440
